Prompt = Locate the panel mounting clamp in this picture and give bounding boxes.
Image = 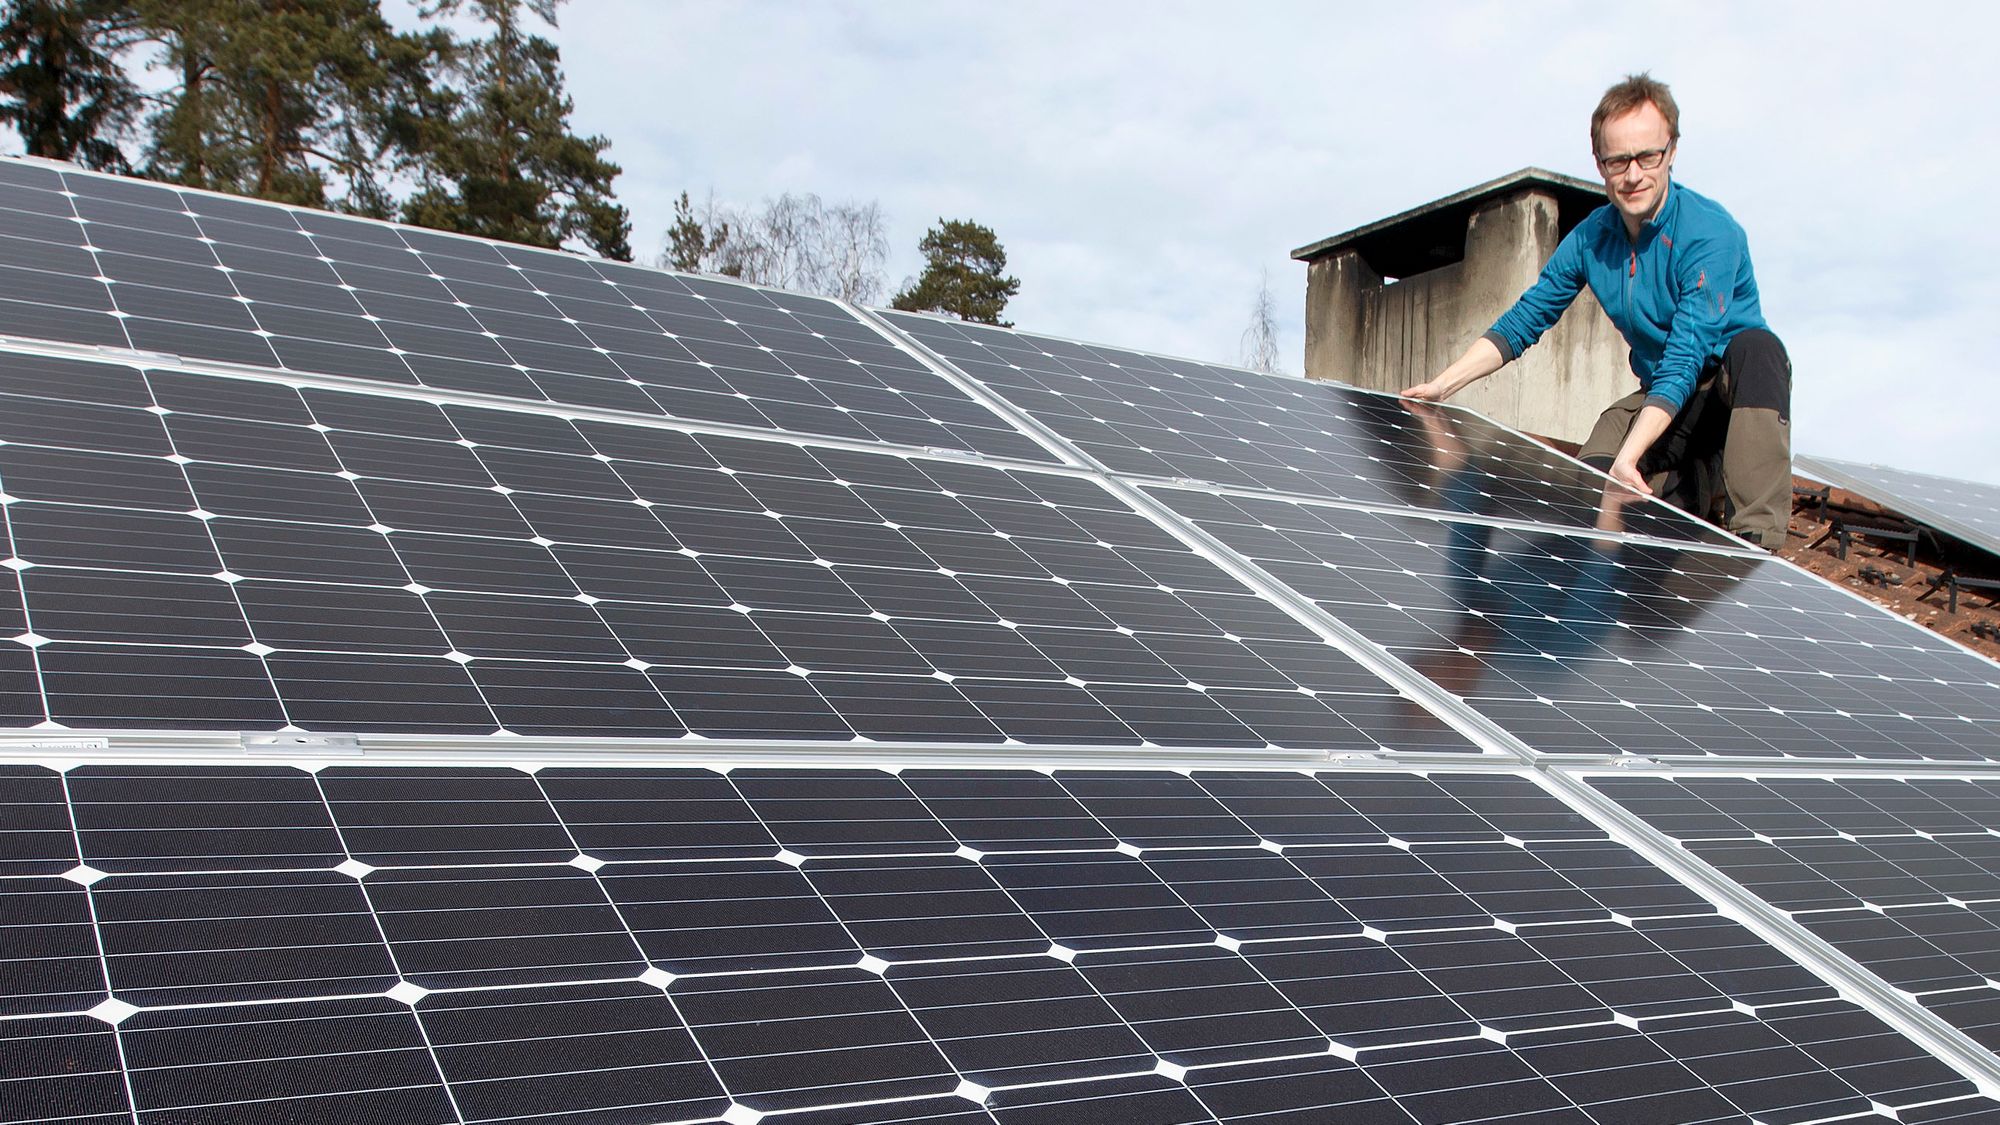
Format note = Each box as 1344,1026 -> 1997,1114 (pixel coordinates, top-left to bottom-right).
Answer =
0,735 -> 111,752
242,732 -> 363,755
92,343 -> 181,365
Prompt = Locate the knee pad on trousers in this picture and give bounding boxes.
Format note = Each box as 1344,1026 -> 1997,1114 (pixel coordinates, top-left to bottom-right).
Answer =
1723,328 -> 1792,416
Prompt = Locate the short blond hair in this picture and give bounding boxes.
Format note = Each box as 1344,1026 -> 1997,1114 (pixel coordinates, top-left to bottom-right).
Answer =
1592,72 -> 1680,154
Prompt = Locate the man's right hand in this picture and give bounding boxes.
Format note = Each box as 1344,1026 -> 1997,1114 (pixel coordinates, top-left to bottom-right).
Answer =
1401,336 -> 1506,404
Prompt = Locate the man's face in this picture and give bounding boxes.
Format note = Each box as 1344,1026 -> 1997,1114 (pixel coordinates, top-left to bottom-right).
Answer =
1596,101 -> 1675,228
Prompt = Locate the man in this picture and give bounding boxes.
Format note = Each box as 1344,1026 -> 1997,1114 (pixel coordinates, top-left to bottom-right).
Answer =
1402,73 -> 1792,549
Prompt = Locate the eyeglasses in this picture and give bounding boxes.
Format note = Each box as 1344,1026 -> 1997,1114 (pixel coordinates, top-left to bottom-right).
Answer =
1596,144 -> 1672,176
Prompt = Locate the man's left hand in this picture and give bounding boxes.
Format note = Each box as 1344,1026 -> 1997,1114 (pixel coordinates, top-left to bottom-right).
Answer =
1607,458 -> 1653,496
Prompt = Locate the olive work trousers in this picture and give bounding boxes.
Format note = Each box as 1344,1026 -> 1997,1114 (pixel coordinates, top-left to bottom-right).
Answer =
1578,328 -> 1793,550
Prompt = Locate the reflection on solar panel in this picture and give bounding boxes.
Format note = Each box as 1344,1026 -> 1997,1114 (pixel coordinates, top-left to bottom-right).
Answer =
1796,454 -> 2000,562
5,157 -> 2000,1122
0,160 -> 1053,462
1155,484 -> 2000,761
1597,773 -> 2000,1063
13,760 -> 2000,1125
882,310 -> 1731,546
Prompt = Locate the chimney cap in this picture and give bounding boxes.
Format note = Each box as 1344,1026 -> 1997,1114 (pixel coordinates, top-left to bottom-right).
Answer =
1291,167 -> 1604,277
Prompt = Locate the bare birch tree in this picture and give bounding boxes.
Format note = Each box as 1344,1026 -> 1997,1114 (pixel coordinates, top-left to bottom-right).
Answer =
666,190 -> 888,304
1239,269 -> 1284,374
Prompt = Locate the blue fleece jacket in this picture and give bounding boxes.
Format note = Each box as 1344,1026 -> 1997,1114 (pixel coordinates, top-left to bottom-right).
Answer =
1485,181 -> 1766,415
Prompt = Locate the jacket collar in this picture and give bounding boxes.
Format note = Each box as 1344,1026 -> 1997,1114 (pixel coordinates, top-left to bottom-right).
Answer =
1633,180 -> 1680,243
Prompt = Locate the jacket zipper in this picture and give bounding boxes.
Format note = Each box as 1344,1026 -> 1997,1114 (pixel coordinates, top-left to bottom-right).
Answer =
1624,248 -> 1636,326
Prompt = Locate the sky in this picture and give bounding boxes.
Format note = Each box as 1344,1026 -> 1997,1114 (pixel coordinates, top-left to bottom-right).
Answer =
514,0 -> 1996,484
20,1 -> 1992,483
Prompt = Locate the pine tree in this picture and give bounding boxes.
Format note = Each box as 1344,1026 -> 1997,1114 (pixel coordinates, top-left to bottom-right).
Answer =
400,0 -> 631,260
890,219 -> 1020,325
0,0 -> 141,171
133,0 -> 434,214
665,189 -> 729,272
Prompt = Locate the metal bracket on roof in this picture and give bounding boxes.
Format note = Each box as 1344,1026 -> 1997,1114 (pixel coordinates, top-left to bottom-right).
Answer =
924,446 -> 978,460
242,732 -> 362,756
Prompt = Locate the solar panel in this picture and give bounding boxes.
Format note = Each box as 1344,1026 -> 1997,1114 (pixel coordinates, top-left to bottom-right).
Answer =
0,345 -> 1477,751
880,310 -> 1733,547
1155,483 -> 2000,762
13,759 -> 2000,1125
1596,772 -> 2000,1063
0,160 -> 1055,464
1796,454 -> 2000,562
7,157 -> 2000,1123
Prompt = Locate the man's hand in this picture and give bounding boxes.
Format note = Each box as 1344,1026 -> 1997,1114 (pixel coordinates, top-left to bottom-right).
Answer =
1400,336 -> 1505,404
1605,403 -> 1673,498
1606,458 -> 1653,496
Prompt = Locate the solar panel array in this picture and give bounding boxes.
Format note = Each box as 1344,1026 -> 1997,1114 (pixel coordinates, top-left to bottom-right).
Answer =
1796,454 -> 2000,563
6,157 -> 2000,1123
